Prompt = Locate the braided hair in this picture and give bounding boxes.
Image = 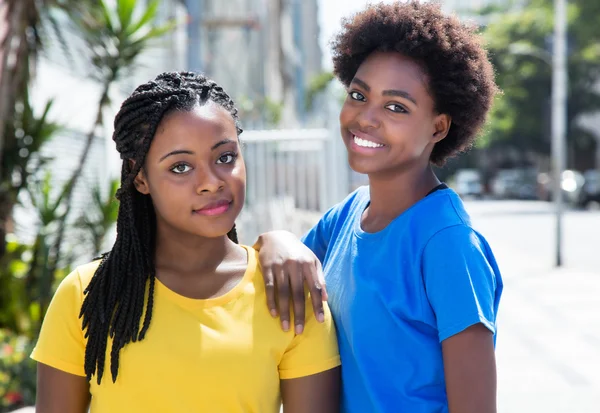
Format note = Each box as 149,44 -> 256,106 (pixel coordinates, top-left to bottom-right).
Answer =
80,72 -> 242,384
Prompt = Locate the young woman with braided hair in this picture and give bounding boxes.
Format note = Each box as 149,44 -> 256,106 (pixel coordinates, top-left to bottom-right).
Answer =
31,71 -> 340,413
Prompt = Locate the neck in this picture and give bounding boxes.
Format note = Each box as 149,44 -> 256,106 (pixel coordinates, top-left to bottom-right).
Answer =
367,163 -> 440,220
154,223 -> 238,275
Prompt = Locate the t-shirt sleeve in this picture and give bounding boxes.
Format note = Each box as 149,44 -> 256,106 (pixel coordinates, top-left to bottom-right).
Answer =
30,268 -> 87,377
278,299 -> 340,380
422,225 -> 502,342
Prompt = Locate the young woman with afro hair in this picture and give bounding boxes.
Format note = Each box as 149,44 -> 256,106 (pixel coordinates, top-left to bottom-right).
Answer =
255,2 -> 503,412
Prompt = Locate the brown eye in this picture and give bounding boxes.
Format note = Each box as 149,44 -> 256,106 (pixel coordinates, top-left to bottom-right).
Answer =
349,91 -> 365,101
170,163 -> 192,174
386,103 -> 408,114
216,152 -> 237,164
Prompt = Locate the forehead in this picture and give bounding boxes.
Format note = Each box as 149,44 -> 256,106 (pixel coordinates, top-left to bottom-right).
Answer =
157,102 -> 236,138
354,51 -> 429,92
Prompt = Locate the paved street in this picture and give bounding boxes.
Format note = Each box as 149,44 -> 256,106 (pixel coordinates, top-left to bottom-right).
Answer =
464,200 -> 600,413
465,200 -> 600,273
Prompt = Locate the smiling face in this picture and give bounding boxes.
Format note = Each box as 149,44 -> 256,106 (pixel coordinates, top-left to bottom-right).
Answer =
339,51 -> 451,177
133,102 -> 246,239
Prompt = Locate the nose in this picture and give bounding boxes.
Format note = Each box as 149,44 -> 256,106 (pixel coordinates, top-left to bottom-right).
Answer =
356,104 -> 380,130
195,167 -> 225,195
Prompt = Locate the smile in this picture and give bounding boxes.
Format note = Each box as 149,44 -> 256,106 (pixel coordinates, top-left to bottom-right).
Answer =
353,135 -> 385,148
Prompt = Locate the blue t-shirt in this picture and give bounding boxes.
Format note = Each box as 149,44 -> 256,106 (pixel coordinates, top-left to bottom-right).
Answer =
302,186 -> 503,413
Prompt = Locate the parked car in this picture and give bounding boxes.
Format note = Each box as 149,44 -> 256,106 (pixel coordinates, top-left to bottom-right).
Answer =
537,169 -> 585,205
578,169 -> 600,209
491,168 -> 538,199
453,169 -> 483,198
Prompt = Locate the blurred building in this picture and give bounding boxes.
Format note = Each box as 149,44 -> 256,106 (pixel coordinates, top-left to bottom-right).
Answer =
183,0 -> 323,127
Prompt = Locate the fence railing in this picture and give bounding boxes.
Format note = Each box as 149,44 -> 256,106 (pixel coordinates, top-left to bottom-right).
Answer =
237,123 -> 351,244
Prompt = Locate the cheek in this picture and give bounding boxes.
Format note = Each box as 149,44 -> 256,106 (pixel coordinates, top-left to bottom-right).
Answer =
233,155 -> 246,178
389,116 -> 432,145
339,101 -> 354,125
147,176 -> 189,211
231,165 -> 247,197
377,127 -> 420,161
148,175 -> 185,195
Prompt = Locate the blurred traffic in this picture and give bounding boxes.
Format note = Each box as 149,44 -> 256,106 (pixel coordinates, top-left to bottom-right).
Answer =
450,167 -> 600,210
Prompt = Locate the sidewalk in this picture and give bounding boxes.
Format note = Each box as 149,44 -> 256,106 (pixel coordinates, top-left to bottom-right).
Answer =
496,260 -> 600,413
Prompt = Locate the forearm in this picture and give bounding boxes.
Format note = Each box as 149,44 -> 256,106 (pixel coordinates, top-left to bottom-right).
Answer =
36,363 -> 91,413
443,324 -> 497,413
281,368 -> 341,413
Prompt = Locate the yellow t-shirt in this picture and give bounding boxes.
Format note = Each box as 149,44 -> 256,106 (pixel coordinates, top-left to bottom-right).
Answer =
31,245 -> 340,413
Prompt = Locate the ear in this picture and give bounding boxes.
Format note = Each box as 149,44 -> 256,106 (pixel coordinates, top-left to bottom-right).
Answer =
432,113 -> 452,144
131,161 -> 150,195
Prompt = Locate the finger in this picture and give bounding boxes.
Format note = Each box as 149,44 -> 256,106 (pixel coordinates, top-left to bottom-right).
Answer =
275,265 -> 291,332
316,259 -> 328,302
303,261 -> 325,324
262,265 -> 278,317
290,262 -> 306,334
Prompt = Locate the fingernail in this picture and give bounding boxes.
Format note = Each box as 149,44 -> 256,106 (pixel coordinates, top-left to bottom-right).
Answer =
317,312 -> 325,323
295,324 -> 304,335
282,321 -> 290,331
270,309 -> 278,317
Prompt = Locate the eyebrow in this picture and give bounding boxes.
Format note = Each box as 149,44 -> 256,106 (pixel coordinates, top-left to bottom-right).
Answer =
158,139 -> 236,162
211,138 -> 236,150
351,77 -> 418,106
159,149 -> 194,162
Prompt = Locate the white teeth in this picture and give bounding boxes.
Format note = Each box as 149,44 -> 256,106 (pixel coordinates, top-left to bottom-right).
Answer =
353,135 -> 384,148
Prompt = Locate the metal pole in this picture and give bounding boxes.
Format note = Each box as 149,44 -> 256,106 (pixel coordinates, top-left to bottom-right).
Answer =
551,0 -> 567,267
292,0 -> 305,125
185,0 -> 204,72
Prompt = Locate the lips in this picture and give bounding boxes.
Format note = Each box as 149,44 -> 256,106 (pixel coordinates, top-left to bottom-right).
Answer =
193,199 -> 232,216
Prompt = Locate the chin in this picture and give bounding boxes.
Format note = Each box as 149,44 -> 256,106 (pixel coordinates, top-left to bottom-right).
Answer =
194,220 -> 238,238
171,213 -> 236,238
347,154 -> 383,175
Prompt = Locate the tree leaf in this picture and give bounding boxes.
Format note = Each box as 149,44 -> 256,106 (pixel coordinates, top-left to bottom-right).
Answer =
98,0 -> 116,33
116,0 -> 137,32
127,20 -> 177,48
125,0 -> 160,37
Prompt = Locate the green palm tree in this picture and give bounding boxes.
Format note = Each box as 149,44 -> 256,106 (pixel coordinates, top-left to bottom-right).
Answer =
0,0 -> 177,326
25,171 -> 71,326
0,0 -> 176,261
47,0 -> 176,278
0,0 -> 42,171
0,0 -> 73,258
0,0 -> 79,176
77,178 -> 120,257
